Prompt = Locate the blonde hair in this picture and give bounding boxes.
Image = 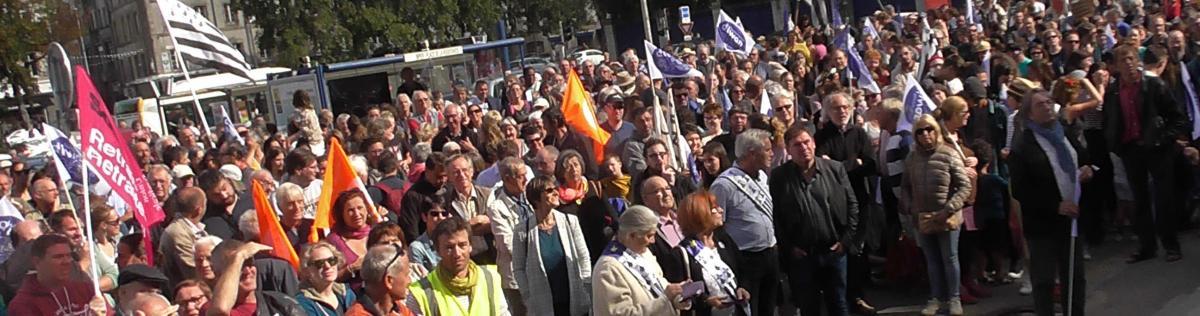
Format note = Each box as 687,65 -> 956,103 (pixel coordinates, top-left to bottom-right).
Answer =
913,114 -> 944,149
933,96 -> 969,122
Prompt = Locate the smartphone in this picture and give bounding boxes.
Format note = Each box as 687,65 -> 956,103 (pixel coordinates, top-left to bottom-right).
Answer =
678,281 -> 705,302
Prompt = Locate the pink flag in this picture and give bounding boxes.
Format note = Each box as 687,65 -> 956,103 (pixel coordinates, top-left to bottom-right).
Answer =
76,66 -> 166,265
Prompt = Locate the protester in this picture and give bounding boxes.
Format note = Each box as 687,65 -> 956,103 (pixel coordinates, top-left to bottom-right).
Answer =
512,175 -> 592,315
902,115 -> 973,316
296,241 -> 358,315
670,190 -> 750,316
207,240 -> 302,315
592,205 -> 689,315
1009,89 -> 1089,316
9,234 -> 109,315
405,217 -> 507,315
710,129 -> 778,316
347,243 -> 416,316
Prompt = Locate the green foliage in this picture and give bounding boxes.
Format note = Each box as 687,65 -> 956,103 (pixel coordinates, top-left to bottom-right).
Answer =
0,0 -> 80,95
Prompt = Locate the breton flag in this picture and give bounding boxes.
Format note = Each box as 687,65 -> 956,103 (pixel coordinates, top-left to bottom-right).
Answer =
253,180 -> 300,269
156,0 -> 253,80
310,138 -> 377,242
1181,62 -> 1200,140
899,75 -> 938,132
716,10 -> 755,57
561,69 -> 610,162
644,41 -> 703,79
834,30 -> 881,94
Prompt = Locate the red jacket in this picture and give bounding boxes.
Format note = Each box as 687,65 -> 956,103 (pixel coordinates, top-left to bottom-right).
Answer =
8,274 -> 112,316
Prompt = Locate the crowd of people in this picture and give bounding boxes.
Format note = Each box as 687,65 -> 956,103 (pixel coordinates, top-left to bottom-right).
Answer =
2,0 -> 1200,315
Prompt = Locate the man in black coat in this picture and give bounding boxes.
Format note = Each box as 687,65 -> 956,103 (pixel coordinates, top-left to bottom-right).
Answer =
399,152 -> 448,242
1104,44 -> 1189,263
813,92 -> 877,314
770,124 -> 859,316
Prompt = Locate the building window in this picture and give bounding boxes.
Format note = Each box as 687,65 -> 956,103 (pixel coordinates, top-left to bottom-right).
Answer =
224,4 -> 238,25
194,6 -> 208,20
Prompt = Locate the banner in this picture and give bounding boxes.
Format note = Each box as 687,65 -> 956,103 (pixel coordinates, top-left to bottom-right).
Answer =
311,138 -> 376,242
253,180 -> 299,269
219,106 -> 245,145
644,41 -> 704,79
715,10 -> 755,57
899,75 -> 938,132
77,65 -> 166,265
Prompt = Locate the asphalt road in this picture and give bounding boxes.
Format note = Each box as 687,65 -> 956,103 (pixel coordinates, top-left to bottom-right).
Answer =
862,231 -> 1200,316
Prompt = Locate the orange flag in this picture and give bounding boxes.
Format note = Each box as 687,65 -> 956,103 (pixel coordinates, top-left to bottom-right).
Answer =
561,68 -> 611,162
252,180 -> 300,269
310,138 -> 376,242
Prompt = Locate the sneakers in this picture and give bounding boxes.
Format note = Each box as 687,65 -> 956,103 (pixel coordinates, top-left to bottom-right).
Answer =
920,299 -> 942,316
1019,279 -> 1033,295
948,297 -> 964,316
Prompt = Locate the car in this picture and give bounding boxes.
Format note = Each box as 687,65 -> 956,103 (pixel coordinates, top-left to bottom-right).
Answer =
507,57 -> 553,73
570,49 -> 606,66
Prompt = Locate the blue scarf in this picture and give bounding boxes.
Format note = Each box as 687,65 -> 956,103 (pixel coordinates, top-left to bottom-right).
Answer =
1026,119 -> 1076,180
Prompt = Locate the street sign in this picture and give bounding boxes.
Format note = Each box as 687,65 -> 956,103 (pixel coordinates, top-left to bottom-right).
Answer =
47,42 -> 73,109
402,46 -> 464,63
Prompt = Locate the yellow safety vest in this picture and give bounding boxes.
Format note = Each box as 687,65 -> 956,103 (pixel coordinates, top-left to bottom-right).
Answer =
408,264 -> 503,316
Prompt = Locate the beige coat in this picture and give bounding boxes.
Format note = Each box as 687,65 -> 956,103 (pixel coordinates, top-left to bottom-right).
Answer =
591,251 -> 678,316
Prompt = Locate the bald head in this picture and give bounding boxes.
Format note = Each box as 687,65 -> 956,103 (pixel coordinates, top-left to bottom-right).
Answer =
12,219 -> 43,246
123,293 -> 174,316
175,187 -> 207,219
639,176 -> 674,214
30,178 -> 59,210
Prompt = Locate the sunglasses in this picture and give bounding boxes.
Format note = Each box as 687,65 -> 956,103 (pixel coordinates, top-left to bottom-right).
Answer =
427,210 -> 451,218
916,126 -> 936,134
774,105 -> 792,112
381,243 -> 404,281
308,257 -> 339,268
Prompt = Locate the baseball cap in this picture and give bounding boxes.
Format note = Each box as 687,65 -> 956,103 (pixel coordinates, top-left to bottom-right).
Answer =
171,165 -> 195,179
118,264 -> 168,288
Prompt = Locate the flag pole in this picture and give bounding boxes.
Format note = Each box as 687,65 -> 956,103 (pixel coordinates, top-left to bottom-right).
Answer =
76,108 -> 102,298
640,0 -> 677,170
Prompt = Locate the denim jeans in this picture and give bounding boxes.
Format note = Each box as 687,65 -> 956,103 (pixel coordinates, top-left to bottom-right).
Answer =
787,251 -> 849,316
916,229 -> 961,301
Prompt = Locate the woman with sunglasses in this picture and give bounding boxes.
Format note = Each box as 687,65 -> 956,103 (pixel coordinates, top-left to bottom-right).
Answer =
297,241 -> 358,316
408,195 -> 452,275
902,115 -> 972,316
514,175 -> 593,316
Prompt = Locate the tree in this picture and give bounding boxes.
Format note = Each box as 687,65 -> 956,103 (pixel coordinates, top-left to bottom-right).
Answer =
501,0 -> 591,38
236,0 -> 503,68
0,0 -> 81,124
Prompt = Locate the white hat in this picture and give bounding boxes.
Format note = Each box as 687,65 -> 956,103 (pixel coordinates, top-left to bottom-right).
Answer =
171,165 -> 195,179
219,164 -> 243,183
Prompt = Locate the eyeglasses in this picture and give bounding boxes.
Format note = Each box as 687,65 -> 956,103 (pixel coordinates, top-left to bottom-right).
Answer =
308,257 -> 339,268
916,126 -> 936,134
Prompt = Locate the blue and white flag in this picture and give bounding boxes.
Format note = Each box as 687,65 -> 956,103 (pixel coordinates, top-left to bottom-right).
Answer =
863,18 -> 880,40
835,30 -> 881,93
43,124 -> 100,185
219,106 -> 245,145
716,10 -> 755,57
0,197 -> 24,263
1182,62 -> 1200,140
899,75 -> 937,132
644,41 -> 704,79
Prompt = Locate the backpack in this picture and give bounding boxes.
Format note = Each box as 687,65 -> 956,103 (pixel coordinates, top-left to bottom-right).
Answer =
372,179 -> 407,215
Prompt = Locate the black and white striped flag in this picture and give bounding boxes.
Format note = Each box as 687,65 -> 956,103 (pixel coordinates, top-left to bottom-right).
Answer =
156,0 -> 253,80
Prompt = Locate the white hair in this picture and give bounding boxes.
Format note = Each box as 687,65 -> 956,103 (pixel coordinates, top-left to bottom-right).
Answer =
734,129 -> 772,159
619,205 -> 658,237
275,182 -> 304,204
238,211 -> 259,241
361,244 -> 407,285
349,154 -> 370,180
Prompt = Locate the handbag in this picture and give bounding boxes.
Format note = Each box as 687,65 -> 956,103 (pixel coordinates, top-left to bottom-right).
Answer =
917,210 -> 963,234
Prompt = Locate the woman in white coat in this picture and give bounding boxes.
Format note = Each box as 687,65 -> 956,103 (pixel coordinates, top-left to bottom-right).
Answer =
592,205 -> 691,316
514,175 -> 593,315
